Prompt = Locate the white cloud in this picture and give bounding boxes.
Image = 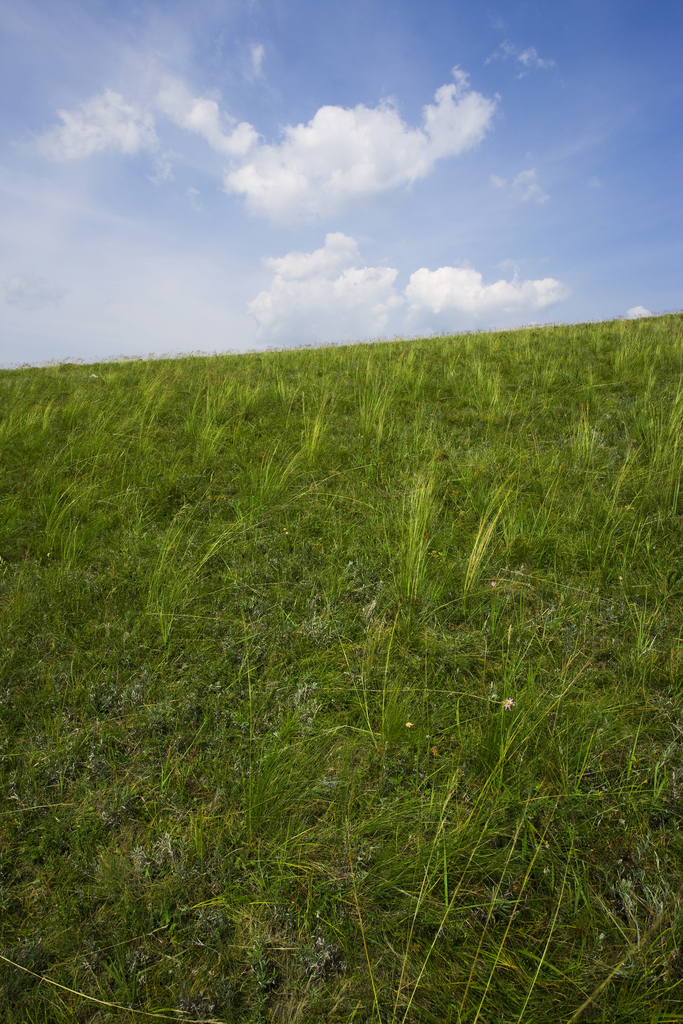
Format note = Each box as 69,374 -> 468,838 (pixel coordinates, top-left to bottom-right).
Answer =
627,305 -> 653,318
490,168 -> 549,203
250,43 -> 265,77
405,264 -> 569,319
148,152 -> 176,184
248,232 -> 404,343
225,67 -> 497,224
488,14 -> 506,31
30,69 -> 496,224
516,46 -> 554,69
4,271 -> 69,311
250,236 -> 571,344
33,76 -> 258,164
511,169 -> 549,203
35,89 -> 159,161
154,75 -> 258,157
186,186 -> 202,211
486,40 -> 555,76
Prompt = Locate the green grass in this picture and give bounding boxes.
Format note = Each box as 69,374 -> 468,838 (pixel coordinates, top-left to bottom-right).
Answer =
1,314 -> 683,1023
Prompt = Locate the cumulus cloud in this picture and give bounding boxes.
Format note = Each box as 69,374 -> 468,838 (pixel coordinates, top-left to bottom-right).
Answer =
4,272 -> 69,311
486,40 -> 555,77
154,75 -> 258,157
405,264 -> 569,319
627,305 -> 653,318
34,77 -> 257,164
249,235 -> 570,343
31,68 -> 496,224
248,233 -> 403,343
35,89 -> 159,160
225,67 -> 497,223
491,168 -> 549,203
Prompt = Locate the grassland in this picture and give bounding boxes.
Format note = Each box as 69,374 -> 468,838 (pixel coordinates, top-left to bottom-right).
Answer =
1,314 -> 682,1023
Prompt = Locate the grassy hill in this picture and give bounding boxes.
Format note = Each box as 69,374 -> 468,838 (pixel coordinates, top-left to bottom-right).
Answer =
1,314 -> 682,1023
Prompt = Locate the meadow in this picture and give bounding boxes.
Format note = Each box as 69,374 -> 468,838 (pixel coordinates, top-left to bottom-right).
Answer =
1,313 -> 682,1023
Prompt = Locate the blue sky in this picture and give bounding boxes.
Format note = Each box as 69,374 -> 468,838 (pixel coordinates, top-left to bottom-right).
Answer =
1,0 -> 681,369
